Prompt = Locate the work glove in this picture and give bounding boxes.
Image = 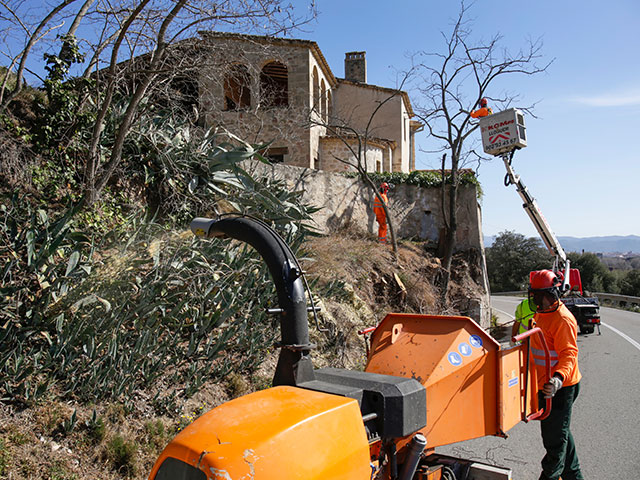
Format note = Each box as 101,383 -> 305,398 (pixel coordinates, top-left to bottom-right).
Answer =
543,376 -> 563,398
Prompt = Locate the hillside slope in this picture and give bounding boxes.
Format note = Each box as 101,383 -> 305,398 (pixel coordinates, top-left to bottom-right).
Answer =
0,227 -> 487,479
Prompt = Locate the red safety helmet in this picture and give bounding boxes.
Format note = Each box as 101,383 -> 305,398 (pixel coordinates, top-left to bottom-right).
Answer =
480,97 -> 488,107
528,269 -> 561,307
380,182 -> 390,193
530,269 -> 561,290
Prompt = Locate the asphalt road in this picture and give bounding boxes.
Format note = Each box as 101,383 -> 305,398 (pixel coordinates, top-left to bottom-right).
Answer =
437,295 -> 640,479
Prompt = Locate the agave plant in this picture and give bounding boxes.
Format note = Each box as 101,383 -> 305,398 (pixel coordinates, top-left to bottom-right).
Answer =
1,113 -> 318,408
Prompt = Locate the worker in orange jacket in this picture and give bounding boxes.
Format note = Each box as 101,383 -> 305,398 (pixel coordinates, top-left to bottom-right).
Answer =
373,182 -> 390,243
470,97 -> 493,118
528,270 -> 584,480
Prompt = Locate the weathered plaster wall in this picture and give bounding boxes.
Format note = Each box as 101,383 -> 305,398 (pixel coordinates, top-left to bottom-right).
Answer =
319,137 -> 385,173
332,82 -> 409,173
248,162 -> 491,326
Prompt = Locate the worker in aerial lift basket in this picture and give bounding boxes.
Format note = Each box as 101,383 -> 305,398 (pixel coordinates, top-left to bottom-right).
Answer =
528,270 -> 584,480
470,97 -> 493,118
373,182 -> 390,243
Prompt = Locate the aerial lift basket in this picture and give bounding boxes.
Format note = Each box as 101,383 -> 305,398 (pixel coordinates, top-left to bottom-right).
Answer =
479,108 -> 527,156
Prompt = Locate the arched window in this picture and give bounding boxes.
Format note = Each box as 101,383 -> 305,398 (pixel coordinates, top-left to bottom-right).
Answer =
327,90 -> 333,122
260,61 -> 288,108
320,79 -> 326,120
312,66 -> 319,111
224,64 -> 251,111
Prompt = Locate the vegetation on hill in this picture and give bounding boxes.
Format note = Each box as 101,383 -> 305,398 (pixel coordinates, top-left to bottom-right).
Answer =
348,170 -> 483,197
486,231 -> 640,298
0,63 -> 487,480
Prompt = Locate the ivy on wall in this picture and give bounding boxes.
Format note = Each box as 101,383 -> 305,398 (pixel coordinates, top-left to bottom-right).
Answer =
344,170 -> 483,198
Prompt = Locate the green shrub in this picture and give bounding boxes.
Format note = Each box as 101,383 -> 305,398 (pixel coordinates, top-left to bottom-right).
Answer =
0,438 -> 9,476
144,419 -> 166,450
106,434 -> 137,476
85,410 -> 106,444
345,170 -> 482,198
1,128 -> 317,409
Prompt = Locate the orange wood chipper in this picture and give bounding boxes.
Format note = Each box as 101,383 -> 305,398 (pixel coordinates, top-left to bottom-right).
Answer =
148,216 -> 551,480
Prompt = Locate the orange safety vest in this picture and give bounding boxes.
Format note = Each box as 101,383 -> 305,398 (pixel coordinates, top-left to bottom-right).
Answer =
530,301 -> 582,389
470,107 -> 493,118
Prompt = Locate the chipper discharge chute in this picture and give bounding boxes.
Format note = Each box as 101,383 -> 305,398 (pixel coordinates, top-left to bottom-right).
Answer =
149,216 -> 549,480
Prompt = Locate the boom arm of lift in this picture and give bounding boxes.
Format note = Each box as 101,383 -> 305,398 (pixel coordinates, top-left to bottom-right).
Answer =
501,152 -> 571,292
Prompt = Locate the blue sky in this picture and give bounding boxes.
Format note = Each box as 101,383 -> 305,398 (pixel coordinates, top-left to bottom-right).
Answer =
4,1 -> 638,238
294,1 -> 640,238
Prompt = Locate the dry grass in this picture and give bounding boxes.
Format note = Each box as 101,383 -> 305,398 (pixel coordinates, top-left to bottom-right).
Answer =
303,227 -> 441,318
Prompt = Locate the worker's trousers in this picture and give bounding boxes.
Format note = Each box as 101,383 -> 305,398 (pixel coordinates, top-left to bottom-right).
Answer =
374,211 -> 387,243
538,382 -> 583,480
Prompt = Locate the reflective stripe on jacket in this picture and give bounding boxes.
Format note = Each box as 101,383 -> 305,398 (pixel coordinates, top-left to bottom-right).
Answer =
373,193 -> 388,213
530,301 -> 582,389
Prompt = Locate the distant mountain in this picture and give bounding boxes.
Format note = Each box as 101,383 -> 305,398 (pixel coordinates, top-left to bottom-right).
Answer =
483,235 -> 640,254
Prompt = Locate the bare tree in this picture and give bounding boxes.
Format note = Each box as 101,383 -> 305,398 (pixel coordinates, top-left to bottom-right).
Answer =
412,1 -> 551,304
0,0 -> 316,204
308,71 -> 417,257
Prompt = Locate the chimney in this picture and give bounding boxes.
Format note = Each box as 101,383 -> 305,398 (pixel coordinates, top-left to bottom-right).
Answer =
344,51 -> 367,83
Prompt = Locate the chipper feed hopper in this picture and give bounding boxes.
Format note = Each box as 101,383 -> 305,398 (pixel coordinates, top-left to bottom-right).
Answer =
149,216 -> 548,480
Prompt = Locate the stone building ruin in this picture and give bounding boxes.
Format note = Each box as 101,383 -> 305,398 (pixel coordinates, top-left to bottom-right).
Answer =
193,32 -> 423,173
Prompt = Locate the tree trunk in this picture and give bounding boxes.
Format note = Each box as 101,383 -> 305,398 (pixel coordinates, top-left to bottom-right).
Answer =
82,0 -> 153,203
439,153 -> 459,306
86,0 -> 187,204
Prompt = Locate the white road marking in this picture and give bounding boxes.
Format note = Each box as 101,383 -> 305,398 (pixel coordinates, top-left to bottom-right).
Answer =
601,322 -> 640,352
493,307 -> 515,320
495,298 -> 523,305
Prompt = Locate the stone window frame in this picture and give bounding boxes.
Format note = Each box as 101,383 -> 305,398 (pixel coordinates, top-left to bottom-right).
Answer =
260,60 -> 289,109
223,63 -> 251,111
320,79 -> 327,121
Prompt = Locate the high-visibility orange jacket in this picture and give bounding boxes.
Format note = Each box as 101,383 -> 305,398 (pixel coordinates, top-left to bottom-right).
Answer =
530,301 -> 582,389
373,193 -> 388,217
470,107 -> 493,118
373,193 -> 388,242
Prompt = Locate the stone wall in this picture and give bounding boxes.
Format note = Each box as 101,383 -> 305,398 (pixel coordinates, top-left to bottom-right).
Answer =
319,137 -> 387,173
248,162 -> 491,326
185,33 -> 416,175
250,162 -> 484,250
